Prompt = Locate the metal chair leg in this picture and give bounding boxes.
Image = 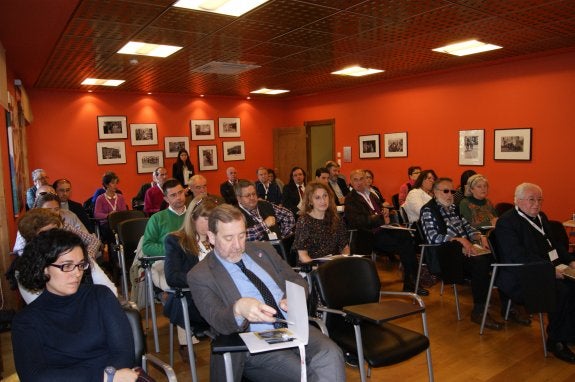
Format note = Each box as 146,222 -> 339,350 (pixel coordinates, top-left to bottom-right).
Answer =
480,268 -> 498,335
353,324 -> 367,382
144,266 -> 160,353
453,285 -> 461,320
539,313 -> 548,357
180,295 -> 199,382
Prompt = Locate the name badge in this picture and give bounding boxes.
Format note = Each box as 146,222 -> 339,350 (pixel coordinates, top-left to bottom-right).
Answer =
267,232 -> 278,240
548,249 -> 559,262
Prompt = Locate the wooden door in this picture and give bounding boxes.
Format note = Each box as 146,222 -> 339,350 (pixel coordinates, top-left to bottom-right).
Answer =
273,127 -> 307,185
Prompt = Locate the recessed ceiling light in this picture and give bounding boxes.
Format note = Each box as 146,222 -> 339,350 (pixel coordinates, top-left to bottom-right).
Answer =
81,78 -> 125,87
331,66 -> 384,77
117,42 -> 182,58
432,40 -> 502,56
250,88 -> 290,95
173,0 -> 268,17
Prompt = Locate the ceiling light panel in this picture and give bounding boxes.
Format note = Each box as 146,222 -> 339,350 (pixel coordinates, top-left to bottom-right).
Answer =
173,0 -> 269,17
432,40 -> 502,56
117,41 -> 183,57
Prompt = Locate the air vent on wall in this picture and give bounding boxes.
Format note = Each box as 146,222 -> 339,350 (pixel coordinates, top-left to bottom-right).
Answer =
192,61 -> 260,75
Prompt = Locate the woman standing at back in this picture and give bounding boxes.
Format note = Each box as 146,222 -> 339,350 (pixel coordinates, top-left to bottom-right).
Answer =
172,149 -> 195,189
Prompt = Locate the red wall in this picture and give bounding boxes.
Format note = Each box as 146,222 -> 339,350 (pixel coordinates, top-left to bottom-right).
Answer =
26,91 -> 288,207
285,51 -> 575,221
21,50 -> 575,239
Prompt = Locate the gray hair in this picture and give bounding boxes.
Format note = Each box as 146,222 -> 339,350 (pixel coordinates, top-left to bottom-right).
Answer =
31,169 -> 46,182
514,183 -> 542,204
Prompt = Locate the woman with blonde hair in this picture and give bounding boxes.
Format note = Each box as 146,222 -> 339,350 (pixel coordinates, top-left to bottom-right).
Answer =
294,181 -> 349,263
163,195 -> 219,360
459,174 -> 498,228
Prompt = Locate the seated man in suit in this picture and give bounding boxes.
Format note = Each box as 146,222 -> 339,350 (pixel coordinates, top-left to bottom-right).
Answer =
53,178 -> 94,233
187,204 -> 345,382
495,182 -> 575,363
281,166 -> 307,218
345,169 -> 428,296
220,166 -> 238,205
235,179 -> 295,242
326,161 -> 348,206
255,166 -> 282,205
26,168 -> 50,209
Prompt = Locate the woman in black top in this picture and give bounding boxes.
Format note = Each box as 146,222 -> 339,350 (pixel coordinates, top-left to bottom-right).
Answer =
172,149 -> 195,188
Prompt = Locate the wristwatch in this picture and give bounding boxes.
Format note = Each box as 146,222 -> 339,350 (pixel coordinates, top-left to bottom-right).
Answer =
104,366 -> 116,382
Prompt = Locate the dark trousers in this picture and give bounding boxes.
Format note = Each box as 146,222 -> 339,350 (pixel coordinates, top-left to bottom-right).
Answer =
436,241 -> 492,313
374,229 -> 418,284
548,279 -> 575,343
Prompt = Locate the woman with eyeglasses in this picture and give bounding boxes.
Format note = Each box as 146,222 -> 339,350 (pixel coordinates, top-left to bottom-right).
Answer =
13,208 -> 116,304
420,177 -> 502,330
459,174 -> 498,229
12,229 -> 138,382
163,195 -> 215,361
294,182 -> 349,263
402,169 -> 437,224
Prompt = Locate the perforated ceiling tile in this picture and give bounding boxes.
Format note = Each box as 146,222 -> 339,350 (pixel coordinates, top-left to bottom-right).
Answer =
3,0 -> 574,97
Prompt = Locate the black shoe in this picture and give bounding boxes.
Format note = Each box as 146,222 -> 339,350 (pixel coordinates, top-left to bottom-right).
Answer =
344,352 -> 359,368
402,284 -> 430,296
548,341 -> 575,363
506,309 -> 531,326
471,311 -> 503,331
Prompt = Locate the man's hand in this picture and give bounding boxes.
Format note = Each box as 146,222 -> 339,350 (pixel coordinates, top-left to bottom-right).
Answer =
453,237 -> 476,257
263,216 -> 276,228
233,297 -> 277,323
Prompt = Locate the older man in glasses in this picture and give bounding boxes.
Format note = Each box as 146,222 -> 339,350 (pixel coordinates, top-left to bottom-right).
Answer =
494,183 -> 575,363
345,169 -> 427,296
420,177 -> 501,329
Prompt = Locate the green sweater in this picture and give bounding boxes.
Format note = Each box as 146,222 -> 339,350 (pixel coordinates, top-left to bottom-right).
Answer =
459,196 -> 497,228
142,208 -> 185,257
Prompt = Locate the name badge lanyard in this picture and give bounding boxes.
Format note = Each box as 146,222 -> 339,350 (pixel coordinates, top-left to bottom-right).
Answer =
516,207 -> 552,247
262,183 -> 269,200
240,205 -> 274,236
516,207 -> 559,263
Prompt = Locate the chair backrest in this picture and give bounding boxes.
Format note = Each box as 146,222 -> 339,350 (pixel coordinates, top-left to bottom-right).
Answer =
486,229 -> 501,261
391,193 -> 400,210
399,206 -> 409,226
518,262 -> 556,313
123,305 -> 145,366
547,220 -> 569,252
118,218 -> 149,264
108,210 -> 146,234
494,202 -> 514,216
314,257 -> 380,309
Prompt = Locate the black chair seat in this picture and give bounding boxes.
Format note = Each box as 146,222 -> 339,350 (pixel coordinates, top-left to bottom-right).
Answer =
332,320 -> 430,367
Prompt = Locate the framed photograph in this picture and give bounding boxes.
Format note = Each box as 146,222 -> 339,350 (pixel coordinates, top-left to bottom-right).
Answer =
96,142 -> 126,165
191,119 -> 215,140
459,129 -> 484,166
384,132 -> 408,158
358,134 -> 380,159
130,123 -> 157,145
97,115 -> 127,139
198,145 -> 218,171
223,141 -> 245,161
219,117 -> 241,137
494,128 -> 532,161
136,151 -> 164,173
164,136 -> 189,158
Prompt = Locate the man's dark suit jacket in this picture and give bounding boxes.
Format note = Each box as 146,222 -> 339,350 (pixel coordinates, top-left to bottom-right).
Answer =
494,208 -> 575,301
220,181 -> 237,205
329,177 -> 350,206
187,241 -> 307,381
68,199 -> 94,233
255,181 -> 282,205
344,189 -> 384,231
281,183 -> 302,217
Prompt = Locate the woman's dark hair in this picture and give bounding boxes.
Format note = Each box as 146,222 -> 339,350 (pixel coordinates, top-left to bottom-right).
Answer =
413,169 -> 438,189
459,170 -> 477,189
176,149 -> 193,170
287,166 -> 306,186
102,171 -> 119,188
33,192 -> 61,208
16,229 -> 88,292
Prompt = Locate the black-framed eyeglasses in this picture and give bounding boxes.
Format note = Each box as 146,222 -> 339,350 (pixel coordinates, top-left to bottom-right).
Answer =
48,261 -> 90,272
438,189 -> 457,194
